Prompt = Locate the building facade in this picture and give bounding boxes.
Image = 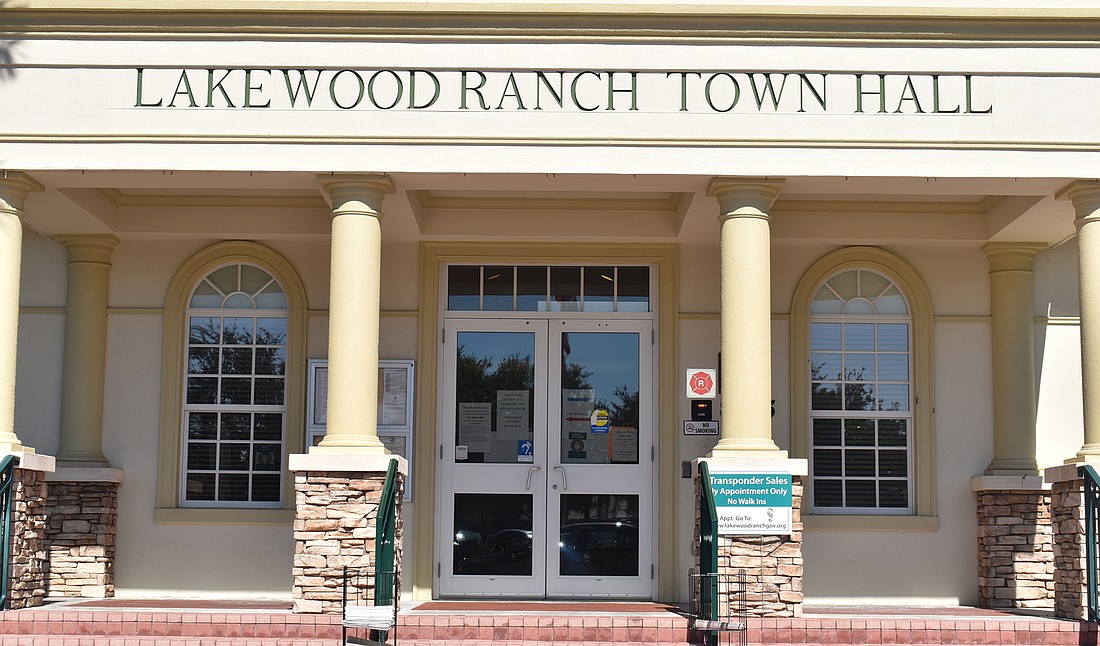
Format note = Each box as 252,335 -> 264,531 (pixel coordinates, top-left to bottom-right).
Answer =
3,0 -> 1100,607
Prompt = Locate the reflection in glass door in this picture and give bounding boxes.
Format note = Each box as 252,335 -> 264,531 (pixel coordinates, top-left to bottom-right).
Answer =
438,319 -> 653,598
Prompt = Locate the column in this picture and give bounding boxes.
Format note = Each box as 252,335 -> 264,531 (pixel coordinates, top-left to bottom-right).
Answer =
46,235 -> 123,598
0,172 -> 42,454
0,172 -> 55,609
1058,181 -> 1100,462
55,235 -> 118,467
706,177 -> 786,456
314,174 -> 394,454
982,242 -> 1046,475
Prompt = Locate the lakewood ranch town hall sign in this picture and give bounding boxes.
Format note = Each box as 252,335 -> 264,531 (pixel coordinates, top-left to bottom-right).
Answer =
133,68 -> 995,115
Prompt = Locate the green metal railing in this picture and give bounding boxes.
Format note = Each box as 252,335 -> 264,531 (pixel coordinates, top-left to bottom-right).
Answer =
697,461 -> 719,646
0,455 -> 17,610
371,458 -> 400,642
1081,464 -> 1100,622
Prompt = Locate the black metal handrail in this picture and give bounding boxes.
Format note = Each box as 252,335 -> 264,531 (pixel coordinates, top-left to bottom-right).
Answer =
1081,464 -> 1100,622
698,461 -> 719,646
0,455 -> 17,610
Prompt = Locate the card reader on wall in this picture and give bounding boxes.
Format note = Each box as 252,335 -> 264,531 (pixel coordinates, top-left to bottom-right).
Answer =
691,399 -> 712,421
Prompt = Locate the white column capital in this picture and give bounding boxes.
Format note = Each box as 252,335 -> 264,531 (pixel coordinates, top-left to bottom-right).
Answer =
1057,180 -> 1100,225
0,172 -> 44,214
54,235 -> 120,265
317,174 -> 395,217
706,177 -> 785,221
981,242 -> 1048,273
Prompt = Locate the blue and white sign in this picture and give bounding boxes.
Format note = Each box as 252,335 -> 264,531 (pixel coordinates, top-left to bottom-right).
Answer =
710,472 -> 793,535
517,440 -> 534,463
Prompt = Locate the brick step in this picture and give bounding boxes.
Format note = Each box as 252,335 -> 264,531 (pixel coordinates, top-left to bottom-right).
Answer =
0,639 -> 333,646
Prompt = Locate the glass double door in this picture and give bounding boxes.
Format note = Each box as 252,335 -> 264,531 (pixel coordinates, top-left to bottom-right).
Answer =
438,318 -> 654,598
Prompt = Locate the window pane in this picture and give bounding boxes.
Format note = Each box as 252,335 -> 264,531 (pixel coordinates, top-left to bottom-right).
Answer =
189,317 -> 221,344
221,348 -> 254,375
811,353 -> 841,381
188,348 -> 219,375
254,414 -> 283,441
186,377 -> 218,404
879,481 -> 909,507
188,412 -> 218,440
861,271 -> 890,300
516,266 -> 547,312
550,267 -> 581,311
219,444 -> 250,471
844,323 -> 875,351
844,383 -> 876,411
813,449 -> 842,476
616,267 -> 649,312
878,324 -> 909,351
256,348 -> 286,376
844,419 -> 875,446
583,267 -> 615,312
207,266 -> 239,295
559,494 -> 639,577
811,287 -> 843,314
220,413 -> 251,440
253,444 -> 281,471
453,493 -> 534,576
828,270 -> 859,301
876,287 -> 909,315
190,281 -> 222,309
483,266 -> 514,312
845,450 -> 876,477
220,378 -> 252,405
240,265 -> 273,295
878,419 -> 908,446
255,378 -> 285,405
252,475 -> 281,502
810,323 -> 842,351
185,474 -> 215,501
224,293 -> 254,309
256,318 -> 287,345
877,354 -> 909,381
447,266 -> 480,311
844,353 -> 875,382
812,418 -> 841,445
255,284 -> 288,309
879,450 -> 908,477
878,385 -> 909,412
186,443 -> 216,470
811,383 -> 842,410
222,318 -> 254,344
219,474 -> 250,501
814,480 -> 842,507
845,480 -> 876,507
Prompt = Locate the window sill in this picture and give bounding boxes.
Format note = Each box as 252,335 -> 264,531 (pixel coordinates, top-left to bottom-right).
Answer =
803,514 -> 938,531
155,507 -> 295,525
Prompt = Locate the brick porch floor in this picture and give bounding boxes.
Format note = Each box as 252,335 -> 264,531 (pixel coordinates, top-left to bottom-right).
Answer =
0,599 -> 1092,645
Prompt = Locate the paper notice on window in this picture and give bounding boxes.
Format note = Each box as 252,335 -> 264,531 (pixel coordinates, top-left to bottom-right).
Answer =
379,366 -> 408,426
496,390 -> 530,442
610,426 -> 639,463
313,366 -> 328,426
458,402 -> 492,452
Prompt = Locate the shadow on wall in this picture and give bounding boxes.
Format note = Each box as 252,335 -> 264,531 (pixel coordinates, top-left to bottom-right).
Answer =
1,2 -> 19,82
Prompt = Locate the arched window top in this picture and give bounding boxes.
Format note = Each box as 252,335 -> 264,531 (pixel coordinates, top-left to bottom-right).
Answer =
811,268 -> 908,316
190,263 -> 287,310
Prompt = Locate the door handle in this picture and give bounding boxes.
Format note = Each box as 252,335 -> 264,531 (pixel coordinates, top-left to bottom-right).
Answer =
553,466 -> 568,490
526,466 -> 541,490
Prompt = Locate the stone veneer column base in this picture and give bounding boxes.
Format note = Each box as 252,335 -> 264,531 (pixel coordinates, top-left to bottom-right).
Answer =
44,468 -> 123,598
695,457 -> 807,619
1045,464 -> 1088,620
6,452 -> 55,609
289,453 -> 406,615
970,476 -> 1053,610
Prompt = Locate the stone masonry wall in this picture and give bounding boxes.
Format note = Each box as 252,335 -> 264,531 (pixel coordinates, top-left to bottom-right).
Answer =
696,475 -> 804,618
1052,478 -> 1087,620
9,468 -> 48,609
975,489 -> 1053,609
44,481 -> 119,598
293,470 -> 404,614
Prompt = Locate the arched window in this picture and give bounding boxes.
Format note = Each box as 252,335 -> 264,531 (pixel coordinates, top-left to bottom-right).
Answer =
791,248 -> 936,527
808,269 -> 912,511
157,242 -> 306,520
182,263 -> 288,506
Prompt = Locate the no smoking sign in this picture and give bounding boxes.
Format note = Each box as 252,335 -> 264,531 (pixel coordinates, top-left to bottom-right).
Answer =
686,368 -> 717,399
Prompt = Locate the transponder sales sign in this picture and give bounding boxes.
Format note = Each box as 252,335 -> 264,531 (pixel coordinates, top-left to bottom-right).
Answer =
709,472 -> 794,535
